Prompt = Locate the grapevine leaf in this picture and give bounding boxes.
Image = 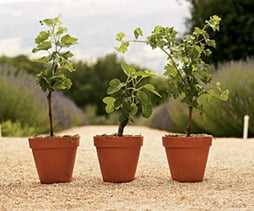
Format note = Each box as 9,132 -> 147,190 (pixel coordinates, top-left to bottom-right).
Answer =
61,34 -> 78,46
134,27 -> 143,39
35,31 -> 50,44
142,84 -> 162,97
121,63 -> 136,77
103,96 -> 116,113
116,32 -> 125,41
137,90 -> 152,118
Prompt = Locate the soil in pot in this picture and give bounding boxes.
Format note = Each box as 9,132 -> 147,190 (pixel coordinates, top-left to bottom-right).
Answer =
162,136 -> 212,182
94,135 -> 143,183
29,136 -> 79,184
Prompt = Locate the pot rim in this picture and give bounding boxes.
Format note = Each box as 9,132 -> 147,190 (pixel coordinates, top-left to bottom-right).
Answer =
162,136 -> 212,148
94,135 -> 143,147
28,136 -> 80,149
29,134 -> 80,139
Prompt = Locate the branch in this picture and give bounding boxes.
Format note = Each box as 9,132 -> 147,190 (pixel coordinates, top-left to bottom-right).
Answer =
160,47 -> 186,85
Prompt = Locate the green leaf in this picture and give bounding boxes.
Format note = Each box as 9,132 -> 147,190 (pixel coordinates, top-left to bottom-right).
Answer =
103,96 -> 116,113
204,49 -> 212,56
36,41 -> 52,51
164,64 -> 177,77
130,104 -> 138,116
182,57 -> 189,64
53,76 -> 72,90
116,32 -> 125,41
220,90 -> 229,101
56,27 -> 68,35
32,56 -> 50,63
36,73 -> 48,92
114,41 -> 129,53
193,27 -> 203,36
109,78 -> 121,87
153,25 -> 163,34
119,113 -> 128,124
42,18 -> 54,26
133,70 -> 156,78
35,31 -> 50,44
142,84 -> 161,97
32,48 -> 39,53
114,92 -> 124,109
36,69 -> 53,92
216,81 -> 222,91
64,64 -> 74,72
134,27 -> 143,39
121,101 -> 131,117
195,45 -> 202,55
137,90 -> 152,118
216,82 -> 229,101
206,15 -> 221,31
121,63 -> 136,77
61,34 -> 78,46
107,78 -> 123,94
61,51 -> 74,58
204,89 -> 215,103
207,39 -> 216,48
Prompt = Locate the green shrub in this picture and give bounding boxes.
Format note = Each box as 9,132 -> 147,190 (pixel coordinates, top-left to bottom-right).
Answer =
149,59 -> 254,137
1,120 -> 36,137
0,64 -> 86,137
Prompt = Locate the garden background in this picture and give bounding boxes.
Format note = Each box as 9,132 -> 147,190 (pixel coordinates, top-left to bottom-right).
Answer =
0,0 -> 254,137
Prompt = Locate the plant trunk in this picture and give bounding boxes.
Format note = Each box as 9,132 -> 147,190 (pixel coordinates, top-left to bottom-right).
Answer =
47,91 -> 54,136
117,118 -> 129,136
186,106 -> 193,137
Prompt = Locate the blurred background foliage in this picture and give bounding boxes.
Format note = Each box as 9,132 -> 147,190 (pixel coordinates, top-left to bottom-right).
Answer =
148,60 -> 254,137
0,63 -> 86,136
186,0 -> 254,65
1,0 -> 254,137
0,54 -> 168,136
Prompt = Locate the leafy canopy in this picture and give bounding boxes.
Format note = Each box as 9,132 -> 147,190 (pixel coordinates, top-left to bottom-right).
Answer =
103,63 -> 161,124
32,14 -> 78,92
115,15 -> 229,112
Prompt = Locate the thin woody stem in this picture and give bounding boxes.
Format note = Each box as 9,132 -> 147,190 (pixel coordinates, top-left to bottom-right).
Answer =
47,91 -> 54,136
117,118 -> 129,136
160,47 -> 186,85
186,106 -> 193,136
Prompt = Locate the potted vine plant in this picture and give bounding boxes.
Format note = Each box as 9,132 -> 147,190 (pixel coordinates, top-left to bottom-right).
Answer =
28,15 -> 79,184
94,63 -> 161,182
115,15 -> 229,182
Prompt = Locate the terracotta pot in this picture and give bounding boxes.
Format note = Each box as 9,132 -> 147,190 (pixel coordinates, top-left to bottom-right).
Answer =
28,136 -> 79,184
162,136 -> 212,182
94,135 -> 143,183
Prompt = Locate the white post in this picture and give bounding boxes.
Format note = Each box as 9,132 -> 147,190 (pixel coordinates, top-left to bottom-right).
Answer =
243,115 -> 249,140
0,124 -> 1,137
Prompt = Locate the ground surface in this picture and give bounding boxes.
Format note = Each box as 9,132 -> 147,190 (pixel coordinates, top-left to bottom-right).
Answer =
0,126 -> 254,210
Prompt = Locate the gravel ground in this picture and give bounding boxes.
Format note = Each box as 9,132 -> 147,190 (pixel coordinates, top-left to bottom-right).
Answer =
0,126 -> 254,210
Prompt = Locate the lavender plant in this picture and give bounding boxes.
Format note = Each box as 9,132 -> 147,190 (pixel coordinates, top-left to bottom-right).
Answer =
0,63 -> 86,136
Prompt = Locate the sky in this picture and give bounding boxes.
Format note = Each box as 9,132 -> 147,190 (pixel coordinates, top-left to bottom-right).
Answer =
0,0 -> 191,73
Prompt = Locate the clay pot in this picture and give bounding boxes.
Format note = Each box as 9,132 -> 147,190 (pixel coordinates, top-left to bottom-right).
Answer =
162,136 -> 212,182
94,135 -> 143,183
28,136 -> 79,184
